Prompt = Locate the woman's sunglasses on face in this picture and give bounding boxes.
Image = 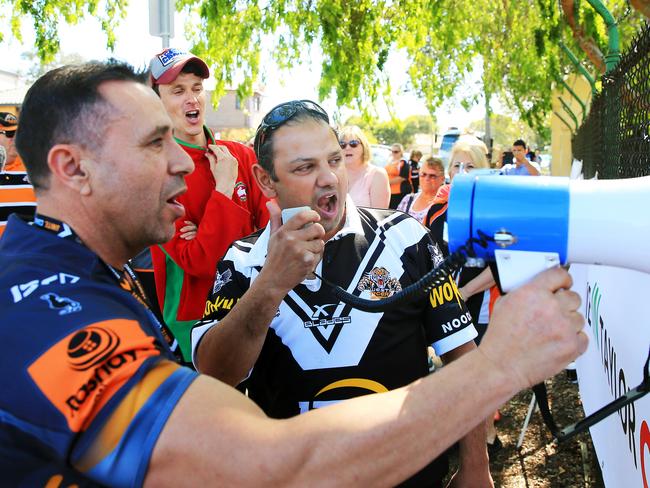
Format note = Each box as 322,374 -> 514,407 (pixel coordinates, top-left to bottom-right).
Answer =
0,130 -> 16,138
339,139 -> 361,149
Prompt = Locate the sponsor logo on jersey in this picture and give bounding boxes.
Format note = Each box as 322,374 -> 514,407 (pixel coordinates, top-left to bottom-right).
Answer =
357,267 -> 402,299
303,303 -> 351,328
234,182 -> 248,202
429,274 -> 463,309
212,269 -> 232,294
298,378 -> 389,413
40,292 -> 82,316
28,319 -> 160,432
204,295 -> 236,316
66,326 -> 120,371
441,311 -> 473,333
428,243 -> 444,266
10,273 -> 80,303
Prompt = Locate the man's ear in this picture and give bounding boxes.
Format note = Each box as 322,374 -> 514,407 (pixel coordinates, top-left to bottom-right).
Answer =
252,163 -> 277,199
47,144 -> 93,196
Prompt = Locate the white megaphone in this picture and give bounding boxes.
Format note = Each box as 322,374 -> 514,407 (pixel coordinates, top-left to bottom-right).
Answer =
447,174 -> 650,291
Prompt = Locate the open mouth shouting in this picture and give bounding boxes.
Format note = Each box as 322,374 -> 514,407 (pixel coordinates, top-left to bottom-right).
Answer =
185,109 -> 200,125
316,192 -> 339,220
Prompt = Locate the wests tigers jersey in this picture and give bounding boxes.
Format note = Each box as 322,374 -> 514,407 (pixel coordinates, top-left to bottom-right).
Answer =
193,201 -> 477,418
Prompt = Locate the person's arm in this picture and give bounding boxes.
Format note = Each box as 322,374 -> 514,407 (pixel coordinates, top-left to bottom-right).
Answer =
459,267 -> 496,301
522,159 -> 541,176
369,167 -> 391,209
194,201 -> 325,385
146,267 -> 588,486
441,341 -> 492,488
161,145 -> 252,279
230,141 -> 270,230
178,220 -> 197,240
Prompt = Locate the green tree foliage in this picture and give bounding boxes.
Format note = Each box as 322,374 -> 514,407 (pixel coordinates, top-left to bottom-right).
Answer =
344,114 -> 434,146
469,113 -> 548,150
2,0 -> 128,63
20,50 -> 86,82
4,0 -> 646,132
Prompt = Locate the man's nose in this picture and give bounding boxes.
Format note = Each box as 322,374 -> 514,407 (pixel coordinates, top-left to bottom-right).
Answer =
317,163 -> 338,187
169,141 -> 194,176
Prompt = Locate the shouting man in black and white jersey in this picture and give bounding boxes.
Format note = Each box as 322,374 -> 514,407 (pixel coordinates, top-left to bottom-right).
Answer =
192,100 -> 491,487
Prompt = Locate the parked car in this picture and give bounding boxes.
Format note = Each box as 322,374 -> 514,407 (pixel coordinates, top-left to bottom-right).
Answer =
438,128 -> 461,165
370,144 -> 410,168
370,144 -> 392,168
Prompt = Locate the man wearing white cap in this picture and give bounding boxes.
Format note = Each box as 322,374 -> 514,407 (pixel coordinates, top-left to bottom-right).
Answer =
149,48 -> 269,363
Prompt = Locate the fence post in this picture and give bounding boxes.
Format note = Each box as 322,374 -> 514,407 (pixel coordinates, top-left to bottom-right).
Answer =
584,0 -> 621,74
556,76 -> 588,123
553,111 -> 574,133
559,97 -> 580,132
560,42 -> 598,95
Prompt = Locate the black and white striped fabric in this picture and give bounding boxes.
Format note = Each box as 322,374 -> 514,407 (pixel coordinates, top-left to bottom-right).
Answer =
192,200 -> 477,417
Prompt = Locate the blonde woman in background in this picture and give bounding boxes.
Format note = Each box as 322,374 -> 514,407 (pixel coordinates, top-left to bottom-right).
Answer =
397,157 -> 445,224
339,126 -> 390,208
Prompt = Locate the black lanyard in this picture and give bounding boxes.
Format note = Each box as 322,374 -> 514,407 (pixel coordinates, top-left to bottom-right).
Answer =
32,214 -> 183,362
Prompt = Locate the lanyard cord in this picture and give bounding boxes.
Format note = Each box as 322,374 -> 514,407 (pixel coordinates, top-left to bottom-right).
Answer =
32,214 -> 183,362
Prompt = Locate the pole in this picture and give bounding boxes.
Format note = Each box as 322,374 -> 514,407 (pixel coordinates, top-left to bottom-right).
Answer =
556,76 -> 587,123
584,0 -> 621,73
559,97 -> 580,132
560,42 -> 598,95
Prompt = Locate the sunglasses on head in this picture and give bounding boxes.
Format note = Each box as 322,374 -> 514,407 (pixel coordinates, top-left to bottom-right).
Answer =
0,130 -> 16,138
339,139 -> 361,149
254,100 -> 329,156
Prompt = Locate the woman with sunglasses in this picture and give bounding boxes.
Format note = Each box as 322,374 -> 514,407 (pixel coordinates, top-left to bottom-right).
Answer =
339,126 -> 390,208
397,156 -> 445,224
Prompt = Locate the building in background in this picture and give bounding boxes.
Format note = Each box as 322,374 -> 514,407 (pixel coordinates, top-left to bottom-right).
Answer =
0,70 -> 28,116
205,89 -> 264,135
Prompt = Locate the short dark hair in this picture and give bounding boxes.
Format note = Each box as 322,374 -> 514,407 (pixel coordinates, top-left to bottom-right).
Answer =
15,61 -> 147,190
151,61 -> 206,96
255,104 -> 336,182
513,139 -> 526,149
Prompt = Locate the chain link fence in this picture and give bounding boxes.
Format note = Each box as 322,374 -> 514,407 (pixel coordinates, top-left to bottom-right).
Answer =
573,23 -> 650,179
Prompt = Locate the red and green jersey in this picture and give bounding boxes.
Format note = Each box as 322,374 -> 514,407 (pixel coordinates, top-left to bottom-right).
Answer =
151,127 -> 269,362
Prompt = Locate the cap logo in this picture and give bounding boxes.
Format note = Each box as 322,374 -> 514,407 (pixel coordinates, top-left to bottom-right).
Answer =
158,48 -> 185,67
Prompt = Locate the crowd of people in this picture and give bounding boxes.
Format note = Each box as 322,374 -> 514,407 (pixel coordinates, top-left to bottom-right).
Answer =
0,49 -> 586,487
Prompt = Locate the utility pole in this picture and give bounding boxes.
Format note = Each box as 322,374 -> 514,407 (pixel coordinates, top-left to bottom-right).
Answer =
149,0 -> 174,49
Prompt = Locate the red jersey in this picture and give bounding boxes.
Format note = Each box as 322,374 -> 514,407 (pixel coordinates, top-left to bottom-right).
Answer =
151,127 -> 269,361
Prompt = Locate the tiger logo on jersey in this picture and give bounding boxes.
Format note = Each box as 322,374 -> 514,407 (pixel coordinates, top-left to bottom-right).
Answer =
357,267 -> 402,299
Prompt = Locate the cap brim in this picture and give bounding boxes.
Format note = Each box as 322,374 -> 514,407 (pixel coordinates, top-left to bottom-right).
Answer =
154,56 -> 210,85
0,123 -> 17,130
